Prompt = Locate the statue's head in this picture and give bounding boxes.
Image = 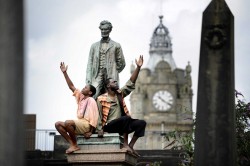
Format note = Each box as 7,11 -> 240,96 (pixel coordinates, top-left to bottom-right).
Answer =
99,20 -> 112,38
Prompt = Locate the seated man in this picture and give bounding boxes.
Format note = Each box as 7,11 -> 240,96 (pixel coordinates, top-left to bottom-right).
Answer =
96,55 -> 146,157
55,62 -> 99,154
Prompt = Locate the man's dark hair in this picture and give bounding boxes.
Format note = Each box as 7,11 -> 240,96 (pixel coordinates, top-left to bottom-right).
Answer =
89,84 -> 96,97
104,78 -> 112,87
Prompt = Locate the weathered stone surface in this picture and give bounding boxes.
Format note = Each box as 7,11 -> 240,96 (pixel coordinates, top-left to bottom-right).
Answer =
77,133 -> 124,150
67,149 -> 137,166
66,134 -> 137,165
194,0 -> 236,166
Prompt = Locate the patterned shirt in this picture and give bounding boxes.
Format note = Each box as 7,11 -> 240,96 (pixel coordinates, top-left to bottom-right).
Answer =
96,80 -> 135,130
73,89 -> 99,128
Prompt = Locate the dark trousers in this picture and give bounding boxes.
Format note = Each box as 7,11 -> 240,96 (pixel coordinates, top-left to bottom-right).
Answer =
103,116 -> 146,137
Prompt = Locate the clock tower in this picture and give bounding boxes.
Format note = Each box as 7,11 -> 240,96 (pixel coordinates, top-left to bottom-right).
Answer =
130,16 -> 193,149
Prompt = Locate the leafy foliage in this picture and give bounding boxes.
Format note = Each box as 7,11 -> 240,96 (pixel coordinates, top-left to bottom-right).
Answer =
235,91 -> 250,165
164,90 -> 250,166
164,129 -> 194,165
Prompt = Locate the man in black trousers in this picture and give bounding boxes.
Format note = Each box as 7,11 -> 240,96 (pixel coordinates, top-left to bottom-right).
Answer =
96,55 -> 146,157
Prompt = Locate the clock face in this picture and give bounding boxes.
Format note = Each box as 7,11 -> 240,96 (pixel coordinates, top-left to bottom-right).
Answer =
152,90 -> 173,111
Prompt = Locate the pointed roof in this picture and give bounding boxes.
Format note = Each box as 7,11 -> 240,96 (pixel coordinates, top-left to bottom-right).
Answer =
149,15 -> 172,54
146,16 -> 176,72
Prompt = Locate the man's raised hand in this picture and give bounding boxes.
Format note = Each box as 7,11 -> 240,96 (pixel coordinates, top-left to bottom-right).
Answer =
135,55 -> 143,68
60,62 -> 68,73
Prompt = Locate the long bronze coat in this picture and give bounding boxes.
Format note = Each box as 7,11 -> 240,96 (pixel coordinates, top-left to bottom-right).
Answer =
86,39 -> 126,86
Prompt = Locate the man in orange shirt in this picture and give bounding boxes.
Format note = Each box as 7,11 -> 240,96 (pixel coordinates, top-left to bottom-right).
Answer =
55,62 -> 98,154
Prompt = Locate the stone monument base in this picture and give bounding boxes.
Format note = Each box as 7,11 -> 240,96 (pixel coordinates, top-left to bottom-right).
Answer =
77,133 -> 123,150
67,133 -> 138,166
67,149 -> 137,166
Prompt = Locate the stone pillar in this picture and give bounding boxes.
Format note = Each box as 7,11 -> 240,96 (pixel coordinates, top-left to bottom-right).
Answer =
194,0 -> 236,166
0,0 -> 24,166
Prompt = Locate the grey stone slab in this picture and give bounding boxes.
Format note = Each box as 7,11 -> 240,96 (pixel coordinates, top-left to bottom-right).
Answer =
77,133 -> 124,145
78,144 -> 122,151
67,149 -> 137,166
77,133 -> 124,150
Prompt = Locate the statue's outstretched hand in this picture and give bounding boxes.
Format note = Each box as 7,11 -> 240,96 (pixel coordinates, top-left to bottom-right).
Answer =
135,55 -> 143,68
60,62 -> 68,73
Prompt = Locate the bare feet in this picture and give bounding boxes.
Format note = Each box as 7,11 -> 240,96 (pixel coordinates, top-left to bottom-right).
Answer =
122,145 -> 133,154
66,146 -> 80,154
130,147 -> 141,157
132,150 -> 140,157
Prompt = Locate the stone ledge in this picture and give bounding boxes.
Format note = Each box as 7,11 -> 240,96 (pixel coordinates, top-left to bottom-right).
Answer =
77,133 -> 123,144
67,149 -> 137,166
77,133 -> 124,150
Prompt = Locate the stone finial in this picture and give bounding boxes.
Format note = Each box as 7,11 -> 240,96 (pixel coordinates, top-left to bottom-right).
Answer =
185,61 -> 192,74
185,61 -> 192,87
159,15 -> 163,24
130,61 -> 135,74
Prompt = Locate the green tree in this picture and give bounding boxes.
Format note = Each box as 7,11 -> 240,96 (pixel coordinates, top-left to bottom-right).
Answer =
165,90 -> 250,166
235,90 -> 250,165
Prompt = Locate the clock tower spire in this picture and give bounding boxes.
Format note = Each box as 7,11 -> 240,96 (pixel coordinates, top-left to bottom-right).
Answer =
147,15 -> 176,72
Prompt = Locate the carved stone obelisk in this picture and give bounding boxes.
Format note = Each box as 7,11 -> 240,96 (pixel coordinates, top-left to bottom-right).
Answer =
194,0 -> 235,166
0,1 -> 24,166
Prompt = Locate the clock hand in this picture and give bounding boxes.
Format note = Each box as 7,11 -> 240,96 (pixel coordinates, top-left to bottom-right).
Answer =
158,96 -> 172,105
166,102 -> 172,106
158,96 -> 166,103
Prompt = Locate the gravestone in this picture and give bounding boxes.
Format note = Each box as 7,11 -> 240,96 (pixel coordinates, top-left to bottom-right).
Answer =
194,0 -> 236,166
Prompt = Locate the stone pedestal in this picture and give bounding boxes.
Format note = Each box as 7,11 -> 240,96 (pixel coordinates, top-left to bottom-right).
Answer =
77,133 -> 123,150
67,133 -> 138,166
67,149 -> 137,166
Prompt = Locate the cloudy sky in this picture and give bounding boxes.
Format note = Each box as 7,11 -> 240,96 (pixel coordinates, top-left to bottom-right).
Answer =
24,0 -> 250,129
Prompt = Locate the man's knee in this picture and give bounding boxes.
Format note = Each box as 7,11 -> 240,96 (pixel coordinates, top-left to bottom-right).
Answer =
121,115 -> 131,121
139,120 -> 147,128
65,120 -> 74,127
